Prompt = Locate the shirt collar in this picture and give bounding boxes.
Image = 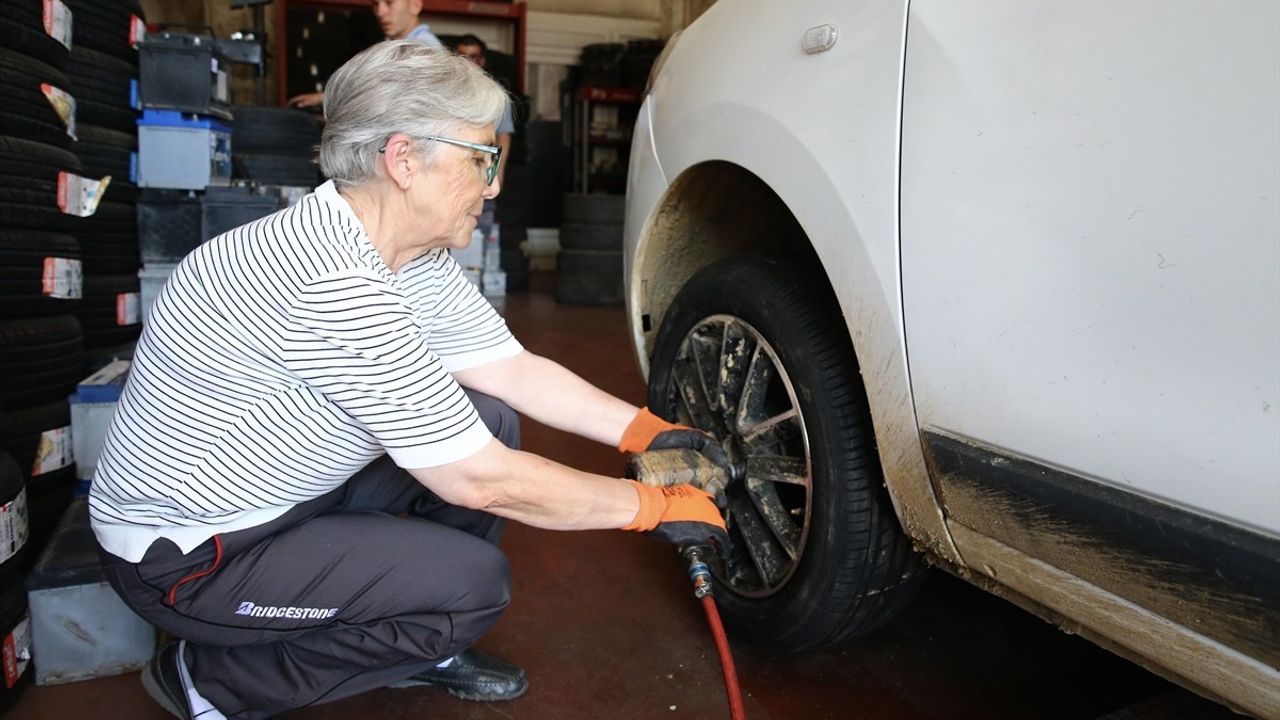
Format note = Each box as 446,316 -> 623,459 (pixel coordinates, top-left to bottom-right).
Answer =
311,180 -> 391,275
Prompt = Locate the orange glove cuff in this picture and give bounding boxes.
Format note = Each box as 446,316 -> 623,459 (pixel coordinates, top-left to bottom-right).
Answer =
622,481 -> 726,534
622,480 -> 666,531
617,407 -> 682,453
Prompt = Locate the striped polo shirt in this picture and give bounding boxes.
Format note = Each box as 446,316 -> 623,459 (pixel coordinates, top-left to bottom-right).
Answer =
90,181 -> 522,562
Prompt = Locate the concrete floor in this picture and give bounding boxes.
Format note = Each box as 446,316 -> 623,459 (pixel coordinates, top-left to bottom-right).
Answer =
7,276 -> 1238,720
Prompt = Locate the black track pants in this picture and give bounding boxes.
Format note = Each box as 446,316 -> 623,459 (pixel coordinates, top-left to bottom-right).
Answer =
98,390 -> 521,720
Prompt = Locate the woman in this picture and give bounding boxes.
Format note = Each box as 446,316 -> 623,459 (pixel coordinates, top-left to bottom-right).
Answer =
90,40 -> 725,720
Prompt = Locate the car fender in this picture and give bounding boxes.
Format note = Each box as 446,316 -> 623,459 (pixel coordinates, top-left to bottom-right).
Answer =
625,3 -> 959,561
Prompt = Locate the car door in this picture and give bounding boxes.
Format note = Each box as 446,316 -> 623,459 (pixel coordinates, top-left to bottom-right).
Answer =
898,0 -> 1279,698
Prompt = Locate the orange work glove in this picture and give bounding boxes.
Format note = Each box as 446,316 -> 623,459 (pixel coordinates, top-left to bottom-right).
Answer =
617,407 -> 682,453
619,407 -> 733,476
622,481 -> 728,548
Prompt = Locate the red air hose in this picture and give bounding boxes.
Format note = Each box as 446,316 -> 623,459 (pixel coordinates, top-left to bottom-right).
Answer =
700,594 -> 746,720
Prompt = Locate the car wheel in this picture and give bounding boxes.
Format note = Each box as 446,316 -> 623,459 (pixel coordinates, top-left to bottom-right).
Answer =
648,257 -> 924,650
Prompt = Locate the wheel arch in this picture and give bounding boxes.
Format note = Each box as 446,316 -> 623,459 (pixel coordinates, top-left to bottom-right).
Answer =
627,156 -> 963,564
629,160 -> 822,370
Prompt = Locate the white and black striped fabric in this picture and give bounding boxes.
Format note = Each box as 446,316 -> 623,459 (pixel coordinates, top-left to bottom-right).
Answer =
90,181 -> 522,562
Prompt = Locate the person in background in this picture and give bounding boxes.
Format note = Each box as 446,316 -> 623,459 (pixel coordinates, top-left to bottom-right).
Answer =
288,0 -> 443,109
453,34 -> 514,189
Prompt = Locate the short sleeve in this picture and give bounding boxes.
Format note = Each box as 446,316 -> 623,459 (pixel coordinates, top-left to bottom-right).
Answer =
497,100 -> 515,136
283,269 -> 492,468
428,258 -> 523,371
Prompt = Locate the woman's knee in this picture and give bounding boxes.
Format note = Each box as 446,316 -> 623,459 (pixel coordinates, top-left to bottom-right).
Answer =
459,541 -> 512,612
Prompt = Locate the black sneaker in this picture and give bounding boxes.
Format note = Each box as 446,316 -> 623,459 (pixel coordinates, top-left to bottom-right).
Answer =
141,640 -> 195,720
388,648 -> 529,702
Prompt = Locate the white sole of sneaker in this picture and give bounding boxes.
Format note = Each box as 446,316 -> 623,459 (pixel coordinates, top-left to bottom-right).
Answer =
141,660 -> 190,720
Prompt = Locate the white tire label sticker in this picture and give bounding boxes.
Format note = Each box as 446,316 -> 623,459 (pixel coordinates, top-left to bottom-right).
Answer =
40,83 -> 76,139
42,0 -> 72,50
2,616 -> 31,689
57,172 -> 109,217
0,489 -> 29,565
129,14 -> 147,48
42,256 -> 82,298
32,425 -> 73,475
117,292 -> 141,325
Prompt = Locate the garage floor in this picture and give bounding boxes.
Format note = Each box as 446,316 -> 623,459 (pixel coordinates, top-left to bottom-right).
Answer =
7,275 -> 1238,720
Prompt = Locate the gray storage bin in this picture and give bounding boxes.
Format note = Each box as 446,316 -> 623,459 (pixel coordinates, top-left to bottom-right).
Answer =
138,30 -> 232,119
137,186 -> 281,263
25,498 -> 156,685
137,110 -> 232,190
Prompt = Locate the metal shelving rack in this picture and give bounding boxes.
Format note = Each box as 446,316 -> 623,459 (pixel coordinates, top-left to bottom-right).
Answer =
274,0 -> 527,105
570,85 -> 641,194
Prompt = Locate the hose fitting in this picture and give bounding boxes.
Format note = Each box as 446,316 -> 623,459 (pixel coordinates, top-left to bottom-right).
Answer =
683,545 -> 714,599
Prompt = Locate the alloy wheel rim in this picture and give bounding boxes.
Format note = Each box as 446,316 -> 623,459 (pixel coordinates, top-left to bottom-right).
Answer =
665,314 -> 812,597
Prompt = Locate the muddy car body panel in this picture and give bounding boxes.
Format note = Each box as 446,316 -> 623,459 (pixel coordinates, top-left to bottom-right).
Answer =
624,0 -> 1280,717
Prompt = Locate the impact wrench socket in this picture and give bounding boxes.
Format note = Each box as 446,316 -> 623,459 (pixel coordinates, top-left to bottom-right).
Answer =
625,448 -> 735,498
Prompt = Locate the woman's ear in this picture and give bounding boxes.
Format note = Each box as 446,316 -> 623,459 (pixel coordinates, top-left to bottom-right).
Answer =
380,133 -> 416,190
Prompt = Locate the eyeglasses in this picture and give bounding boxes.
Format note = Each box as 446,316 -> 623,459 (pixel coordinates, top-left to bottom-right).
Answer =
378,135 -> 503,186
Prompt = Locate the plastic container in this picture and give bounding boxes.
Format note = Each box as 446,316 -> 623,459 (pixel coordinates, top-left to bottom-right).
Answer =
138,30 -> 232,119
68,360 -> 130,485
138,110 -> 232,190
138,263 -> 178,321
137,186 -> 280,262
451,229 -> 485,269
482,269 -> 506,297
25,498 -> 155,686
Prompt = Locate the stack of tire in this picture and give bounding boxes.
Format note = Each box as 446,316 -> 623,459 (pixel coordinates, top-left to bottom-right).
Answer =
580,43 -> 625,86
0,451 -> 33,712
231,105 -> 322,188
496,164 -> 529,292
556,193 -> 625,305
0,0 -> 82,704
64,0 -> 145,367
621,39 -> 665,87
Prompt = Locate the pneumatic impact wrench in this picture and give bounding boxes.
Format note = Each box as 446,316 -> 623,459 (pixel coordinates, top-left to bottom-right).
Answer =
626,449 -> 746,719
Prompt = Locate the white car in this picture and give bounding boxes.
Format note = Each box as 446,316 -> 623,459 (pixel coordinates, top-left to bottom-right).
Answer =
622,2 -> 1279,717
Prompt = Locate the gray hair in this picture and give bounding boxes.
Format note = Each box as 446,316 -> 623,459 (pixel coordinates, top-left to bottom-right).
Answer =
319,39 -> 508,186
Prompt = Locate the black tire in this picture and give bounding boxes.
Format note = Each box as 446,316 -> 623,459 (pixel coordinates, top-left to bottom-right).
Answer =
231,105 -> 321,155
0,13 -> 70,69
554,249 -> 623,306
65,46 -> 138,132
498,223 -> 527,251
0,400 -> 71,480
26,463 -> 74,537
0,401 -> 74,536
0,450 -> 29,587
647,257 -> 925,650
64,0 -> 144,63
233,153 -> 320,186
0,48 -> 75,149
0,135 -> 82,231
562,193 -> 624,225
75,274 -> 141,348
559,221 -> 623,251
67,199 -> 139,275
499,249 -> 527,273
69,198 -> 135,235
0,315 -> 84,412
0,230 -> 82,318
0,565 -> 33,713
77,229 -> 140,276
75,122 -> 136,178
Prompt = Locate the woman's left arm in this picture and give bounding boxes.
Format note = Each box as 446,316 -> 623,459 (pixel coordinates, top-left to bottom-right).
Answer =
453,351 -> 639,446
